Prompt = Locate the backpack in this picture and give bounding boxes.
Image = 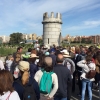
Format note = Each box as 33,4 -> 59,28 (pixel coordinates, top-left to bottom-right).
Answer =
86,64 -> 96,79
75,54 -> 83,71
17,80 -> 37,100
39,70 -> 54,94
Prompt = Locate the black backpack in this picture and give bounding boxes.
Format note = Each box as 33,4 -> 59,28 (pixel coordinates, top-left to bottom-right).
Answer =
75,54 -> 83,71
17,80 -> 37,100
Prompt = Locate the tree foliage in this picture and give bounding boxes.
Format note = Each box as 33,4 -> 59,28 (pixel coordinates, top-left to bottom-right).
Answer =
9,32 -> 23,44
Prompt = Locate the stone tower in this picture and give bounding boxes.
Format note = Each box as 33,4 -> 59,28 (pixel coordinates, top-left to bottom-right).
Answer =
42,12 -> 62,46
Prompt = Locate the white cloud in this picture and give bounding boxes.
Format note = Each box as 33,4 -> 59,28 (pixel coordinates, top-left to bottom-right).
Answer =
66,20 -> 100,30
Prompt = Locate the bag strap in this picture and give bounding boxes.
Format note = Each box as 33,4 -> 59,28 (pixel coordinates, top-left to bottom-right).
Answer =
6,92 -> 11,100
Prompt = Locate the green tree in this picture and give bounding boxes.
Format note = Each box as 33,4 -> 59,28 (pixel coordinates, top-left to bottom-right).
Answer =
38,39 -> 43,45
9,32 -> 23,44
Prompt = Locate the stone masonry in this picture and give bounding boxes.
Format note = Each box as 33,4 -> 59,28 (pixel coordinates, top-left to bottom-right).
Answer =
42,12 -> 62,46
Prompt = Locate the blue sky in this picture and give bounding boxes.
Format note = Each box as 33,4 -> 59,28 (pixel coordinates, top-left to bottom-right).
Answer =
0,0 -> 100,37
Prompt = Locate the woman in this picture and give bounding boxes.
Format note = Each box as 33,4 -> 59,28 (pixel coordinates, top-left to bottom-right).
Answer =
0,70 -> 20,100
34,57 -> 58,100
13,61 -> 40,100
77,55 -> 96,100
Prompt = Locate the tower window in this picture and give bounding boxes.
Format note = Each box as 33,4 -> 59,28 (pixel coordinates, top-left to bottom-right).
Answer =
48,38 -> 49,44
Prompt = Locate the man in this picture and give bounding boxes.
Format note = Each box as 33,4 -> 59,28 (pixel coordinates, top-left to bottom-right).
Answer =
53,53 -> 72,100
13,46 -> 23,64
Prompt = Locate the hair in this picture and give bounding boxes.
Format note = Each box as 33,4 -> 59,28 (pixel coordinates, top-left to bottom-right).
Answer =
17,46 -> 23,52
56,54 -> 64,63
20,71 -> 29,85
28,57 -> 36,63
95,51 -> 100,63
31,49 -> 37,55
28,48 -> 32,52
44,57 -> 53,72
85,55 -> 93,63
37,54 -> 45,68
75,47 -> 80,54
0,70 -> 14,95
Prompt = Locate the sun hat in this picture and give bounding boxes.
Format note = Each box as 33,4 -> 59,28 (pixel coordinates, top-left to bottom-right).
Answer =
30,54 -> 38,58
61,49 -> 71,58
44,45 -> 49,49
44,57 -> 52,66
17,61 -> 29,72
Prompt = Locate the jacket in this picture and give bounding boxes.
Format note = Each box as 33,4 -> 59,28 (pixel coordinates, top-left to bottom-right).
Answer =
53,64 -> 72,98
30,63 -> 39,77
13,77 -> 40,100
77,60 -> 96,81
0,91 -> 20,100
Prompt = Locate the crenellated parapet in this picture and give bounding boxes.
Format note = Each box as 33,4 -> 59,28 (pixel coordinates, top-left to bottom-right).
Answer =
42,12 -> 62,24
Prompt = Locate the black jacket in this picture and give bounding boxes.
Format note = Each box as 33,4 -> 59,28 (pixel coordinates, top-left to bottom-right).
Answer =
53,64 -> 72,98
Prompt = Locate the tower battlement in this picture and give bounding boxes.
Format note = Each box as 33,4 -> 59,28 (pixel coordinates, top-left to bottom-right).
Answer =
42,12 -> 62,24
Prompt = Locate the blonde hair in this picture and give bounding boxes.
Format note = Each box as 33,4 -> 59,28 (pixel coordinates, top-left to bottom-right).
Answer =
21,71 -> 29,85
7,55 -> 13,60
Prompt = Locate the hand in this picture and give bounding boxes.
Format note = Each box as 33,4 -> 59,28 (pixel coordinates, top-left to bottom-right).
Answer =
47,97 -> 52,100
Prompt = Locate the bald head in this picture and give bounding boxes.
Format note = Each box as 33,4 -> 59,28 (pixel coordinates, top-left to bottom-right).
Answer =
56,54 -> 64,64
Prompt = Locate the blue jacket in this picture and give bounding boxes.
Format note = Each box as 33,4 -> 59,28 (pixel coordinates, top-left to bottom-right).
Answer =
13,77 -> 40,100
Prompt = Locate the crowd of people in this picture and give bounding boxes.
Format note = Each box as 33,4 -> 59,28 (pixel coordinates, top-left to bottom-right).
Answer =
0,43 -> 100,100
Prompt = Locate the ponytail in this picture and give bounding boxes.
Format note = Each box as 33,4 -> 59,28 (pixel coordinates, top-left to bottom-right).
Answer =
21,71 -> 29,85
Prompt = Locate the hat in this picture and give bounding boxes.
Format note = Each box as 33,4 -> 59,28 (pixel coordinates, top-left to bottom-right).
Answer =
61,49 -> 71,58
44,57 -> 52,66
45,52 -> 50,56
30,54 -> 38,58
70,47 -> 75,53
44,45 -> 49,49
18,61 -> 29,72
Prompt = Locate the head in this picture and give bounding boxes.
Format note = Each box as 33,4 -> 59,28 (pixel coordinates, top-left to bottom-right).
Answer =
7,54 -> 14,60
37,54 -> 45,68
31,49 -> 37,55
75,47 -> 80,54
44,57 -> 53,72
28,48 -> 32,52
56,53 -> 64,64
0,70 -> 14,95
96,51 -> 100,63
17,46 -> 23,53
85,55 -> 93,64
17,61 -> 29,85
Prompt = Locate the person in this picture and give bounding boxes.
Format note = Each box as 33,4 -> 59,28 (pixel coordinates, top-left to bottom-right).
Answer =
77,55 -> 96,100
34,41 -> 40,49
34,57 -> 58,100
0,70 -> 20,100
74,47 -> 83,96
62,50 -> 75,100
13,46 -> 23,64
53,53 -> 72,100
13,61 -> 40,100
49,50 -> 56,67
94,51 -> 100,98
5,54 -> 14,72
0,59 -> 5,70
29,54 -> 39,78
